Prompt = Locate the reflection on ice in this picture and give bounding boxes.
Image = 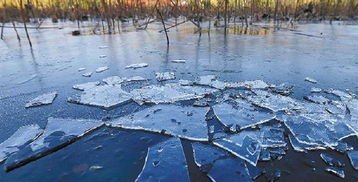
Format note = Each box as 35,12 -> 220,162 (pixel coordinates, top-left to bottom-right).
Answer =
135,138 -> 190,182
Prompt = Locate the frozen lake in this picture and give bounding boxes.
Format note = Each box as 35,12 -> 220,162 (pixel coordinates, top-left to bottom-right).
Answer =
0,21 -> 358,181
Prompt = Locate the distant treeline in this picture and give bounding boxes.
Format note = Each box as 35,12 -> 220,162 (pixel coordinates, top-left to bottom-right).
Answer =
1,0 -> 357,23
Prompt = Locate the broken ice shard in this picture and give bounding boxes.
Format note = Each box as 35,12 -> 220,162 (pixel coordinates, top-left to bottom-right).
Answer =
326,89 -> 354,102
194,75 -> 226,90
126,76 -> 147,82
325,166 -> 345,178
155,72 -> 176,81
305,77 -> 317,84
225,80 -> 270,89
347,150 -> 358,170
304,95 -> 330,104
135,137 -> 190,182
125,63 -> 148,69
207,158 -> 252,182
171,59 -> 186,63
82,72 -> 93,77
25,92 -> 57,108
320,153 -> 344,167
78,68 -> 86,72
109,105 -> 210,141
192,142 -> 229,171
102,76 -> 126,86
4,118 -> 103,171
288,135 -> 325,152
130,83 -> 217,105
0,124 -> 43,163
72,81 -> 100,91
271,83 -> 294,96
212,99 -> 274,130
246,90 -> 300,112
311,87 -> 322,93
68,84 -> 132,108
95,66 -> 109,73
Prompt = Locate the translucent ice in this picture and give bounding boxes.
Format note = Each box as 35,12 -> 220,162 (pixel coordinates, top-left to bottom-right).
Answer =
125,63 -> 148,69
72,81 -> 101,91
194,75 -> 226,90
225,80 -> 270,89
304,95 -> 330,104
68,85 -> 132,108
325,166 -> 345,178
102,76 -> 126,86
212,100 -> 274,130
320,153 -> 344,167
347,150 -> 358,170
0,125 -> 43,163
95,66 -> 109,73
192,142 -> 229,170
155,72 -> 176,81
135,137 -> 190,182
82,72 -> 93,77
109,105 -> 210,141
288,135 -> 325,152
311,87 -> 322,93
127,76 -> 147,82
4,118 -> 103,171
207,158 -> 252,182
25,92 -> 57,108
305,77 -> 317,84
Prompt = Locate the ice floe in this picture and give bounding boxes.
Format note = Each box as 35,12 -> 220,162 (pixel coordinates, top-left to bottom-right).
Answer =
109,105 -> 210,141
73,81 -> 101,91
135,137 -> 190,182
25,92 -> 57,108
125,63 -> 148,69
155,72 -> 176,81
78,68 -> 86,72
4,118 -> 103,171
194,75 -> 226,90
347,150 -> 358,170
0,125 -> 43,163
192,142 -> 229,170
82,72 -> 93,77
305,77 -> 318,84
95,66 -> 109,73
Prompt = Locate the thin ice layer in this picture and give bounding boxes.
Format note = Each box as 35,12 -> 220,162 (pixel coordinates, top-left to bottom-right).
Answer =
103,76 -> 126,85
95,66 -> 109,73
25,92 -> 57,108
194,75 -> 226,90
109,105 -> 210,141
72,81 -> 100,91
155,72 -> 176,81
246,90 -> 300,112
325,166 -> 345,178
347,150 -> 358,170
305,77 -> 317,83
130,83 -> 217,105
288,135 -> 325,152
304,95 -> 330,104
68,85 -> 132,108
125,63 -> 148,69
284,116 -> 354,148
212,99 -> 274,130
0,125 -> 43,163
320,153 -> 344,167
207,158 -> 252,182
135,137 -> 190,182
192,142 -> 229,169
4,118 -> 103,171
225,80 -> 270,89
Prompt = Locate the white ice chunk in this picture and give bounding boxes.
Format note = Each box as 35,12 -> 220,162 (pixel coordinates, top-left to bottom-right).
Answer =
171,59 -> 186,63
304,95 -> 330,104
82,72 -> 93,77
326,89 -> 354,102
125,63 -> 148,69
195,75 -> 226,90
305,77 -> 317,84
0,124 -> 43,163
68,85 -> 132,108
155,72 -> 176,81
225,80 -> 270,89
103,76 -> 126,86
135,138 -> 190,182
130,83 -> 217,105
288,134 -> 325,152
73,81 -> 100,91
95,66 -> 109,73
78,68 -> 86,72
109,105 -> 210,141
311,87 -> 322,93
127,76 -> 147,82
25,92 -> 57,108
325,166 -> 345,178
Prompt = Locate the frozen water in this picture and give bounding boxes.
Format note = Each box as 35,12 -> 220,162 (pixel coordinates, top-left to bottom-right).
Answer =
25,92 -> 58,108
135,137 -> 190,182
155,72 -> 176,81
102,76 -> 126,86
194,75 -> 226,90
193,98 -> 211,107
78,68 -> 86,72
326,89 -> 354,102
347,150 -> 358,170
4,118 -> 103,171
95,66 -> 109,73
109,105 -> 210,141
212,100 -> 275,130
225,80 -> 270,90
207,158 -> 252,182
130,83 -> 217,105
125,63 -> 148,69
325,166 -> 345,178
82,72 -> 93,77
271,83 -> 294,96
304,95 -> 330,104
311,87 -> 323,93
127,76 -> 147,82
72,81 -> 101,91
68,85 -> 132,108
0,125 -> 43,163
246,90 -> 301,112
288,135 -> 325,152
320,153 -> 344,167
171,59 -> 186,63
305,77 -> 318,84
192,142 -> 229,170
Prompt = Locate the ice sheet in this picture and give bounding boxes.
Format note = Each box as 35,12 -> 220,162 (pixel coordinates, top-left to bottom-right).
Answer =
155,72 -> 176,81
25,92 -> 58,108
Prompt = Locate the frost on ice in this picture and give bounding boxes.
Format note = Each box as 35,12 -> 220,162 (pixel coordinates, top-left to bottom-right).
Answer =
125,63 -> 148,69
135,137 -> 190,182
95,66 -> 109,73
0,124 -> 43,163
109,105 -> 210,141
130,83 -> 217,105
212,99 -> 275,130
25,92 -> 58,108
347,150 -> 358,170
155,72 -> 176,81
4,118 -> 103,171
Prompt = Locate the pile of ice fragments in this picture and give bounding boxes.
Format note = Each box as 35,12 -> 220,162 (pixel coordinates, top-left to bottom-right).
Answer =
2,73 -> 358,181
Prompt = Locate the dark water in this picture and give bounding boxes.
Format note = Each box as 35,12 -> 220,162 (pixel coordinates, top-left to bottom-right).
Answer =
0,21 -> 358,181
